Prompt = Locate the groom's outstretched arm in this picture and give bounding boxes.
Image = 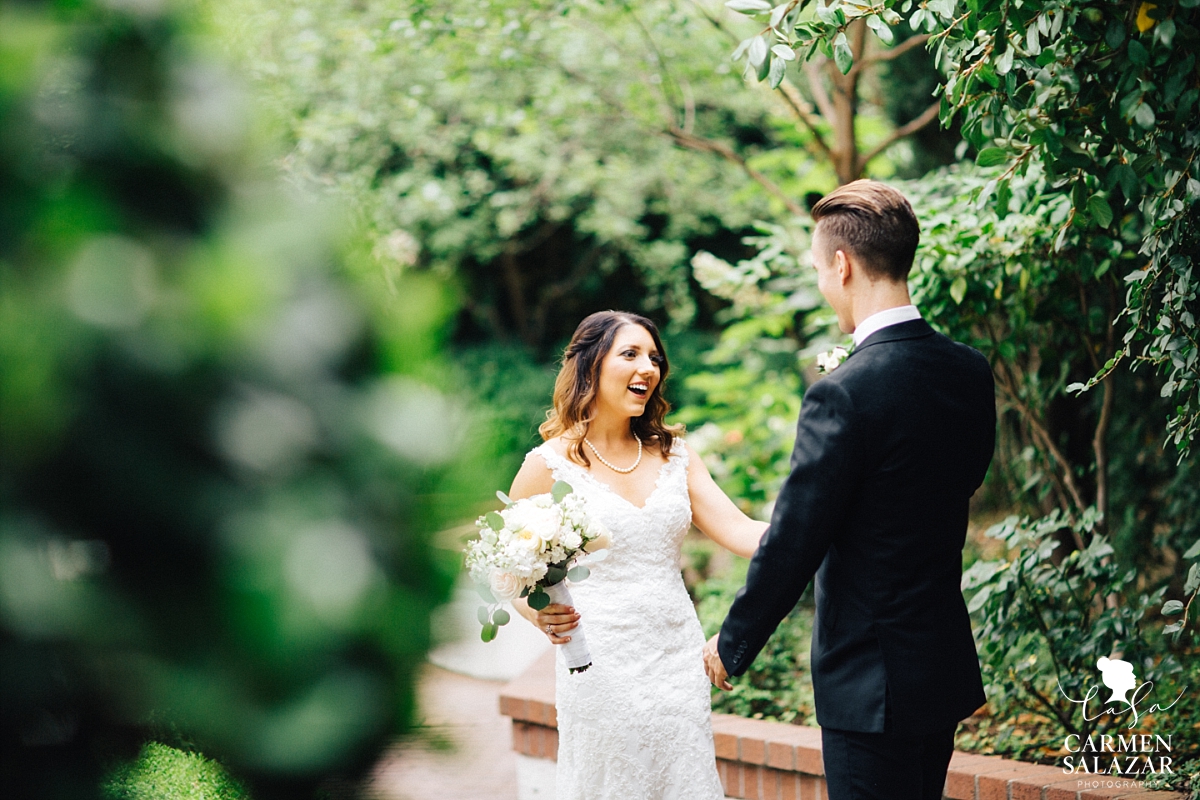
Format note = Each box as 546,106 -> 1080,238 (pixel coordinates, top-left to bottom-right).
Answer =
717,377 -> 861,677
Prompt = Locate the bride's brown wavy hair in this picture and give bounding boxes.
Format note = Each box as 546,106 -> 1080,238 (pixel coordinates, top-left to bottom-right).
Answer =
539,310 -> 682,467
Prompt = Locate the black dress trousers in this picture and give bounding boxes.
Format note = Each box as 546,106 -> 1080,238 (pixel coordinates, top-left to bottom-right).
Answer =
821,724 -> 957,800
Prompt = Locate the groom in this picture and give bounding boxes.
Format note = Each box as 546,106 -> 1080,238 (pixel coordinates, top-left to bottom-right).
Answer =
703,180 -> 996,800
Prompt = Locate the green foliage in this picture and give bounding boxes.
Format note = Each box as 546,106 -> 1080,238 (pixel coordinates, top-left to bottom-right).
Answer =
959,510 -> 1195,761
741,0 -> 1200,458
937,0 -> 1200,459
104,743 -> 249,800
0,2 -> 471,797
676,222 -> 838,515
1142,756 -> 1200,798
207,0 -> 788,350
696,559 -> 815,725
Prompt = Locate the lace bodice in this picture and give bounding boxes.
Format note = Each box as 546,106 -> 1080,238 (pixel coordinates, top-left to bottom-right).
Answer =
527,439 -> 723,800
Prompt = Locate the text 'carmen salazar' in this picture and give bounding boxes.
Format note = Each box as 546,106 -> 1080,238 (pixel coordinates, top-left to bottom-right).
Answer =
1061,734 -> 1173,775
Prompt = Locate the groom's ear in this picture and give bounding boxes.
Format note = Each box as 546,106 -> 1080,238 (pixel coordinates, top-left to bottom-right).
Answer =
834,249 -> 852,285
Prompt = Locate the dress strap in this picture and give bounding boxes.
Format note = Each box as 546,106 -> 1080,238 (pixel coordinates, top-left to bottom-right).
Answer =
528,443 -> 605,493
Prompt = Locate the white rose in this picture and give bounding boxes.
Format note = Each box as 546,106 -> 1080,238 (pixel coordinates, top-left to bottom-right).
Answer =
560,528 -> 583,550
489,570 -> 524,603
510,505 -> 561,549
816,346 -> 850,374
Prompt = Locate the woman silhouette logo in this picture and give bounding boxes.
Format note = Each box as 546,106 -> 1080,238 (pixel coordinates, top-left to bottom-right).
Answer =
1097,656 -> 1137,706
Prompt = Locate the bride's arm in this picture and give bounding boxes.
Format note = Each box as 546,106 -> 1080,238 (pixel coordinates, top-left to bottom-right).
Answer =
686,443 -> 769,559
506,452 -> 579,645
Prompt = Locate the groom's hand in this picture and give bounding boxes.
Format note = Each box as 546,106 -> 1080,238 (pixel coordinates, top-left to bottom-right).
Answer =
703,634 -> 732,690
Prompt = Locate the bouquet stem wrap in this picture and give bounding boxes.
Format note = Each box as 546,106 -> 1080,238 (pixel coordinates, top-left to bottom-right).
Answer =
546,581 -> 591,674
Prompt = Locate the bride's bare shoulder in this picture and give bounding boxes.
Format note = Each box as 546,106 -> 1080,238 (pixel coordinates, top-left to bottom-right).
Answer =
509,439 -> 562,499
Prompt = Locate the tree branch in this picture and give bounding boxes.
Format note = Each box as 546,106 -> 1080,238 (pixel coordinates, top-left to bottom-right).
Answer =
803,58 -> 838,128
775,79 -> 834,161
665,127 -> 804,216
996,379 -> 1089,526
861,33 -> 931,65
859,99 -> 941,167
684,0 -> 742,43
983,318 -> 1087,534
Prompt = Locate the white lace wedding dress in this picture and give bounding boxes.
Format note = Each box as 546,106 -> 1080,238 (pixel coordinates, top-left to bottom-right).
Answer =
529,439 -> 725,800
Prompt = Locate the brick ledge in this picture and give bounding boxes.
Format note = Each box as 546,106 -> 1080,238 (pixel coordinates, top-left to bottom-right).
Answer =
498,651 -> 1184,800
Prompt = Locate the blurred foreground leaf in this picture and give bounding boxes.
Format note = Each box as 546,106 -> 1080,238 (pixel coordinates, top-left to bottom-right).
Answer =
0,1 -> 471,797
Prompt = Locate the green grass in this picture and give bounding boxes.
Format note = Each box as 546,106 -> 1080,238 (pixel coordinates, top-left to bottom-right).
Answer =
104,743 -> 249,800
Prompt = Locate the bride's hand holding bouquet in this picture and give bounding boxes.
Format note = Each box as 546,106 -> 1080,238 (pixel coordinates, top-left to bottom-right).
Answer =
464,480 -> 611,673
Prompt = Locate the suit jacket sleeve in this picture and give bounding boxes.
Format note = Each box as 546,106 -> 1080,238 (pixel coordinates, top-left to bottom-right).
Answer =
717,376 -> 862,677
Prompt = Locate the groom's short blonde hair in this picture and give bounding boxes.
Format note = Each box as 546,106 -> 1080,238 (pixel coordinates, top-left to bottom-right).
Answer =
810,180 -> 919,282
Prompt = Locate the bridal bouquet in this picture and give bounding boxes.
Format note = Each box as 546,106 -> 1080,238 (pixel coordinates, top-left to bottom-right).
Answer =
464,480 -> 611,673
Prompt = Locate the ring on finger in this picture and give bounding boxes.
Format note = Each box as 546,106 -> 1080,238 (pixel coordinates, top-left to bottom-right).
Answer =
546,624 -> 553,634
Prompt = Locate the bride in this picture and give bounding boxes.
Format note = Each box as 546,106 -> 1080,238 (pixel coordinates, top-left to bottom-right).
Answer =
508,310 -> 767,799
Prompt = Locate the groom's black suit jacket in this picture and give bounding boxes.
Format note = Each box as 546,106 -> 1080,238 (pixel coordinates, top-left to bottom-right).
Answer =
718,319 -> 996,735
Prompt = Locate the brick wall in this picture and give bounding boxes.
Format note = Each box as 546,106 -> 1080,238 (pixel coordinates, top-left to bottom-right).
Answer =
498,651 -> 1185,800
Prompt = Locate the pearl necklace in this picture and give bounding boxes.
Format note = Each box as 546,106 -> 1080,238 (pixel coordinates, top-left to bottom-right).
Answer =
584,433 -> 642,474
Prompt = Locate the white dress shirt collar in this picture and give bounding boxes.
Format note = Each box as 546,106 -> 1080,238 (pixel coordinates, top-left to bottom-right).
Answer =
852,305 -> 922,348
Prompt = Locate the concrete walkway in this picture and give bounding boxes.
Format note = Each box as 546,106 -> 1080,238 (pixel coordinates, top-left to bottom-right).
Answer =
367,584 -> 551,800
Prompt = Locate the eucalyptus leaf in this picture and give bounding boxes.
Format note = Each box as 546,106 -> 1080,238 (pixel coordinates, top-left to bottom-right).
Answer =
477,605 -> 491,625
747,35 -> 769,68
480,623 -> 498,643
551,480 -> 572,503
496,490 -> 513,506
485,511 -> 505,530
925,0 -> 953,19
475,583 -> 496,603
528,589 -> 550,611
995,45 -> 1014,76
1186,563 -> 1200,596
493,608 -> 511,626
756,51 -> 772,82
725,0 -> 772,13
567,565 -> 591,582
833,32 -> 853,75
769,3 -> 789,29
768,55 -> 787,89
865,15 -> 894,46
771,44 -> 796,61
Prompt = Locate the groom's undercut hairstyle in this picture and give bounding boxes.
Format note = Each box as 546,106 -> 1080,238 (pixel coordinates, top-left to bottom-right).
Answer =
810,180 -> 920,282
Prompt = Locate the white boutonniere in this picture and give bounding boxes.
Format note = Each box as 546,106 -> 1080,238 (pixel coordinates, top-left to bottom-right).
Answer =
815,345 -> 850,374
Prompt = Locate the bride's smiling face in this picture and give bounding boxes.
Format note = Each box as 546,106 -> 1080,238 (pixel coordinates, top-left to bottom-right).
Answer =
593,324 -> 663,420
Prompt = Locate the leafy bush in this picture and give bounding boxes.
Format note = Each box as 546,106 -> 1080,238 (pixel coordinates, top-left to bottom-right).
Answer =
695,559 -> 816,726
959,510 -> 1199,761
104,744 -> 249,800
